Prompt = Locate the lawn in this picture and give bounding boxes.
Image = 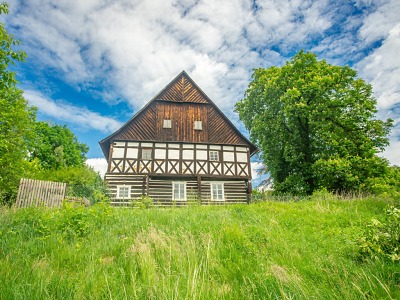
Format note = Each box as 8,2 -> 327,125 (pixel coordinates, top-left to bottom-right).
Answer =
0,197 -> 398,299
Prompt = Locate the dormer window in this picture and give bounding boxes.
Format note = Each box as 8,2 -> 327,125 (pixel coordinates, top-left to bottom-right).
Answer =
163,119 -> 172,128
194,121 -> 202,130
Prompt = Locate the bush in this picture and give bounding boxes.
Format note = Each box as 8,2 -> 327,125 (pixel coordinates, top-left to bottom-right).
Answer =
134,195 -> 154,209
31,165 -> 110,204
358,205 -> 400,261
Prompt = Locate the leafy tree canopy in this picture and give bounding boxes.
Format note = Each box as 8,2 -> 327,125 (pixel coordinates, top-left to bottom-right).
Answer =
29,121 -> 89,169
235,51 -> 393,195
0,3 -> 36,202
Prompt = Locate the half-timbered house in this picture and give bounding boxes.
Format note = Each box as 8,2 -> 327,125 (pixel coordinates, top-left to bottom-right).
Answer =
99,71 -> 257,205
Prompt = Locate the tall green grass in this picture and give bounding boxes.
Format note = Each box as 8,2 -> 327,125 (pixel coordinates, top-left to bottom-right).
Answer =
0,197 -> 398,299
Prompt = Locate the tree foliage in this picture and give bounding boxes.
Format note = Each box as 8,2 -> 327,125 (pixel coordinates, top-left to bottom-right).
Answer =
29,121 -> 89,169
0,3 -> 36,202
0,3 -> 95,204
235,51 -> 393,195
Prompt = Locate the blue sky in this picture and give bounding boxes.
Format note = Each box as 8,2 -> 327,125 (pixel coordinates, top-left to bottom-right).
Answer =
2,0 -> 400,181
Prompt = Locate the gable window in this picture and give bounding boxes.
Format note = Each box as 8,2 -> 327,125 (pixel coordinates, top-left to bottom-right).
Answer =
173,182 -> 186,201
142,148 -> 152,160
117,185 -> 130,199
211,183 -> 224,201
163,119 -> 172,128
194,121 -> 202,130
209,150 -> 219,161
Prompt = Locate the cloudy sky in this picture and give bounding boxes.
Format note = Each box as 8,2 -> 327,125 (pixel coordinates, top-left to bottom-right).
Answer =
2,0 -> 400,180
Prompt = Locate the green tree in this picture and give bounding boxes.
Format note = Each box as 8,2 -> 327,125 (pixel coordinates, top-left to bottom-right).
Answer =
32,165 -> 109,204
30,121 -> 89,169
0,3 -> 36,204
235,51 -> 393,195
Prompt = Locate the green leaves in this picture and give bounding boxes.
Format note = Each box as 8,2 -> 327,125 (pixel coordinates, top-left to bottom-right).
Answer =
29,121 -> 89,170
0,6 -> 36,204
0,5 -> 91,204
235,51 -> 393,195
358,206 -> 400,262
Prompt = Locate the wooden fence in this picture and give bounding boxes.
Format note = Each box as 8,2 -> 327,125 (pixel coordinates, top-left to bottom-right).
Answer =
15,178 -> 67,208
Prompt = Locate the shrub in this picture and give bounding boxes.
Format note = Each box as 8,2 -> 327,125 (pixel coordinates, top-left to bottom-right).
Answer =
134,195 -> 154,209
358,206 -> 400,261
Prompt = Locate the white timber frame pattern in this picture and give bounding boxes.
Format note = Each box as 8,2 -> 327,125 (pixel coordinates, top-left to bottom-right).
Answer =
109,141 -> 251,178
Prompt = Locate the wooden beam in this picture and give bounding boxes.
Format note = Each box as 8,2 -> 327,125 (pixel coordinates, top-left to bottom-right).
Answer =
246,179 -> 252,204
146,175 -> 150,196
197,176 -> 202,203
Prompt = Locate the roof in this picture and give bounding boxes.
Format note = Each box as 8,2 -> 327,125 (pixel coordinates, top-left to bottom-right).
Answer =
99,71 -> 257,159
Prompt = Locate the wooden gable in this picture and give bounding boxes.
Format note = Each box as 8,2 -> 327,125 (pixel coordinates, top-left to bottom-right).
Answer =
99,71 -> 257,159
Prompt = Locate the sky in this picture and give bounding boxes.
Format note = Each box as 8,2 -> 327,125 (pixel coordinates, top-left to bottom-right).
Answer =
2,0 -> 400,183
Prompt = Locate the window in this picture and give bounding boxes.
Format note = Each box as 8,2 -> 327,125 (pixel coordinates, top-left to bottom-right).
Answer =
142,148 -> 152,160
209,150 -> 219,161
117,185 -> 130,199
163,119 -> 171,128
173,182 -> 186,201
211,183 -> 224,201
194,121 -> 202,130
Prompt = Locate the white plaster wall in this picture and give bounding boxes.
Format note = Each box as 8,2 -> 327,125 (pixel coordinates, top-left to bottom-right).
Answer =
168,149 -> 180,159
183,150 -> 194,159
154,149 -> 166,159
196,150 -> 207,160
112,147 -> 125,158
126,148 -> 138,159
223,152 -> 235,162
236,152 -> 247,162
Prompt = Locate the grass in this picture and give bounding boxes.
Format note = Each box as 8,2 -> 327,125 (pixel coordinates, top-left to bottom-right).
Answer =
0,197 -> 399,299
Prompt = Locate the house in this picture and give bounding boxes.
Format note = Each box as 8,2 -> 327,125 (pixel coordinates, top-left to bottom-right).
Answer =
99,71 -> 257,205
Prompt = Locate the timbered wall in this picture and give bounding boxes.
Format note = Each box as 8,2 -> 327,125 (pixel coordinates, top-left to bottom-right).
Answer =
100,72 -> 257,206
105,174 -> 249,206
104,140 -> 252,205
108,141 -> 251,178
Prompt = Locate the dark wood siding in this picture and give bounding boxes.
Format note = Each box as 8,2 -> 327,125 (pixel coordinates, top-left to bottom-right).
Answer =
156,75 -> 208,103
208,106 -> 249,145
155,102 -> 208,142
112,103 -> 157,141
105,173 -> 249,206
99,71 -> 257,164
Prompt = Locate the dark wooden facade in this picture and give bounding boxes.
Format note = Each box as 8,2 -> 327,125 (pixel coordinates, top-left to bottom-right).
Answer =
100,71 -> 257,205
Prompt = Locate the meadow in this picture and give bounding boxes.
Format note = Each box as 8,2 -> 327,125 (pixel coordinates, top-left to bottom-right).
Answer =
0,196 -> 399,299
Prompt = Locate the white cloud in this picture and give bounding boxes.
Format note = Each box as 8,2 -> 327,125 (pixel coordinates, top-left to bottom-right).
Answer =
86,158 -> 108,178
24,90 -> 122,133
381,140 -> 400,166
355,7 -> 400,166
358,0 -> 400,44
356,24 -> 400,110
3,0 -> 400,167
6,0 -> 334,112
251,162 -> 265,181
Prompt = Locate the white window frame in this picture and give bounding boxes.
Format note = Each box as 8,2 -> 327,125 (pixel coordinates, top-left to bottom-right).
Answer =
172,181 -> 187,201
117,185 -> 131,199
163,119 -> 172,128
194,120 -> 203,130
209,150 -> 219,161
211,183 -> 224,201
141,148 -> 152,160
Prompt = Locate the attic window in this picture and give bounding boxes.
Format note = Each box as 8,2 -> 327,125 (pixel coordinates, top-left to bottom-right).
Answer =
163,119 -> 172,128
194,121 -> 202,130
